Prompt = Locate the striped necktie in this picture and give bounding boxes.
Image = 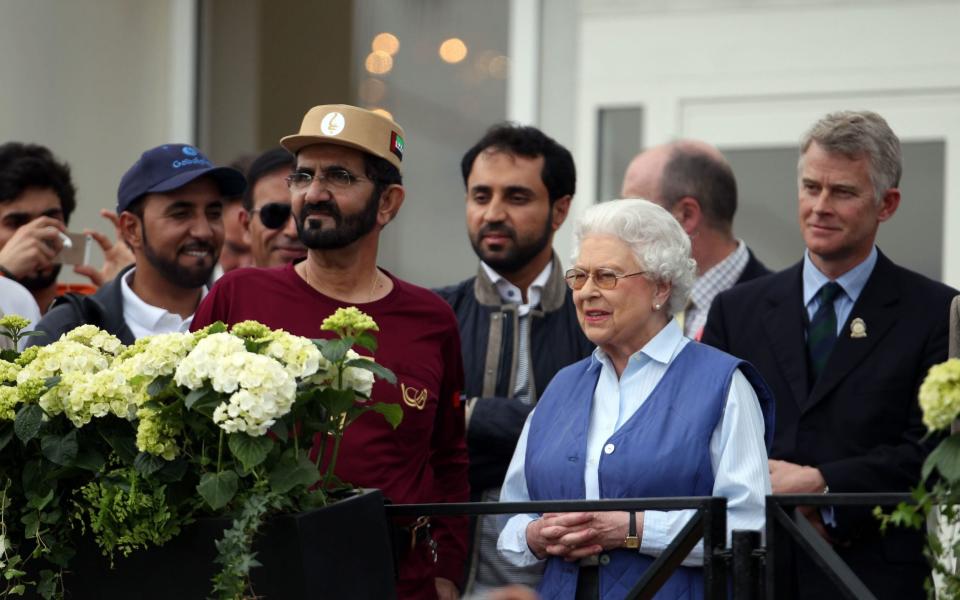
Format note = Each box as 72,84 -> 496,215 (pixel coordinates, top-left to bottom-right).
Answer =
807,281 -> 843,381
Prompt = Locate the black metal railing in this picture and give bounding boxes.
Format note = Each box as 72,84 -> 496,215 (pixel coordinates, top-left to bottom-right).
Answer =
385,492 -> 919,599
764,493 -> 914,600
386,497 -> 727,600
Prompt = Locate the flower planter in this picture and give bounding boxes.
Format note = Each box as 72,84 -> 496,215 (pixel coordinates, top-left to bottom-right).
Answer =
60,489 -> 396,599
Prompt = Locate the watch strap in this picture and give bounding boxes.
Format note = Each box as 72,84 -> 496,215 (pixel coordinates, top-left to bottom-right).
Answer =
624,511 -> 640,549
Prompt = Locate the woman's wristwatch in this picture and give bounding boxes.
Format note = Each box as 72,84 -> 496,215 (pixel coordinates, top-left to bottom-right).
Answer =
624,511 -> 640,549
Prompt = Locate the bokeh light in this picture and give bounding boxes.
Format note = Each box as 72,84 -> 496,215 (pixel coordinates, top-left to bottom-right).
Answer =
372,32 -> 400,56
365,51 -> 394,75
439,38 -> 468,64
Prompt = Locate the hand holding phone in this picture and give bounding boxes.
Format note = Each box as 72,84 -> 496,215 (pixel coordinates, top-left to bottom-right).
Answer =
56,232 -> 92,266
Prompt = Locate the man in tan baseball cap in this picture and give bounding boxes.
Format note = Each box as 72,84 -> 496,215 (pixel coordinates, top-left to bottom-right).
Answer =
192,105 -> 469,600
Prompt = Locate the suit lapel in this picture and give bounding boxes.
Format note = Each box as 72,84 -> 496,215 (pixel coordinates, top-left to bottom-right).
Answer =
806,253 -> 900,410
760,264 -> 810,410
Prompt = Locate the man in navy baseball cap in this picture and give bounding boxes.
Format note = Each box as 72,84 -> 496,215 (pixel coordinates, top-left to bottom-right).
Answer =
29,143 -> 246,346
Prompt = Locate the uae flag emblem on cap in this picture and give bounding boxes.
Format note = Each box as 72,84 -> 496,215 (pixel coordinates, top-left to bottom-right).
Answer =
390,131 -> 405,161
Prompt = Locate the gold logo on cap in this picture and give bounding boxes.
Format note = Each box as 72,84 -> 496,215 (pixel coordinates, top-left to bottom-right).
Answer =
320,112 -> 345,136
850,317 -> 867,338
401,383 -> 428,410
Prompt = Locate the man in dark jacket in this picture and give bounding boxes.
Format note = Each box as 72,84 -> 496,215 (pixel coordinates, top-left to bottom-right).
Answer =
621,140 -> 769,339
436,124 -> 594,595
29,144 -> 244,345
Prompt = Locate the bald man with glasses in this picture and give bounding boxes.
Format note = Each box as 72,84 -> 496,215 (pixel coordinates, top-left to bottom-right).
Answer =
237,147 -> 306,268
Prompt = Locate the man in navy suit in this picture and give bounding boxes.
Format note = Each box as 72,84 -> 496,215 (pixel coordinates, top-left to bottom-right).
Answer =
702,110 -> 957,599
622,140 -> 769,340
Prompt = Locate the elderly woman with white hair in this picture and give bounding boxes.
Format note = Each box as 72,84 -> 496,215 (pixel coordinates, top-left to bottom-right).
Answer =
496,199 -> 774,599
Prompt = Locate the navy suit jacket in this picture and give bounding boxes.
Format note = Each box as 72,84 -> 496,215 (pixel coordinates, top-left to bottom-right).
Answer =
702,250 -> 956,599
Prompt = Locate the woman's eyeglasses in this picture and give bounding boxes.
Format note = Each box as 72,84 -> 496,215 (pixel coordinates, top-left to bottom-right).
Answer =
564,268 -> 647,290
252,202 -> 293,229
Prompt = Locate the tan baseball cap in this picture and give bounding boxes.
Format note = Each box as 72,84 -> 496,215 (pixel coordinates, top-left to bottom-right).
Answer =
280,104 -> 406,173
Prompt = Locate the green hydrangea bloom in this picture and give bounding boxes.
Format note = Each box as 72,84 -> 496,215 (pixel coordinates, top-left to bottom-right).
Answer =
0,359 -> 20,383
15,346 -> 39,366
0,386 -> 19,421
0,314 -> 30,334
320,306 -> 379,338
231,321 -> 272,340
919,358 -> 960,431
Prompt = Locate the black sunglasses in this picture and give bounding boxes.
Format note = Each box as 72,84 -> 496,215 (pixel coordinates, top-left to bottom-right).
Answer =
252,202 -> 292,229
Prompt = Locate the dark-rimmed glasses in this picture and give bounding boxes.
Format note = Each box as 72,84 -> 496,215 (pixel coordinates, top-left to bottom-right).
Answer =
285,167 -> 371,191
564,268 -> 647,290
252,202 -> 292,229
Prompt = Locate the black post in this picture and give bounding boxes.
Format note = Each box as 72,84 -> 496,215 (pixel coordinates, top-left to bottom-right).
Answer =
703,497 -> 728,600
731,530 -> 761,600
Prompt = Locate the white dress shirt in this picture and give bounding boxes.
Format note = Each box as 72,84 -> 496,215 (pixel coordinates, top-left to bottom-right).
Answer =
480,261 -> 552,317
120,268 -> 206,339
497,319 -> 771,567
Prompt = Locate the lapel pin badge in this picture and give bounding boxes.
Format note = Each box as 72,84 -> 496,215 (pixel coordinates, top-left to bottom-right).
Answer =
850,317 -> 867,339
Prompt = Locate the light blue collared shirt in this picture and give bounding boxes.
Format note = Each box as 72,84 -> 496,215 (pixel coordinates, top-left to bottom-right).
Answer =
497,319 -> 771,567
802,246 -> 877,335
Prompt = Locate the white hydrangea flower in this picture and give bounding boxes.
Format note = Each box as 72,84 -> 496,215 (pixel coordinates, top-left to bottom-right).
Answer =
174,333 -> 246,391
264,331 -> 326,379
17,340 -> 110,384
305,349 -> 376,401
63,324 -> 123,355
57,368 -> 135,427
118,332 -> 196,381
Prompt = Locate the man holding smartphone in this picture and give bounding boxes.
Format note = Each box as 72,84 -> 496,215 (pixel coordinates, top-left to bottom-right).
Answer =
28,143 -> 245,345
0,142 -> 135,314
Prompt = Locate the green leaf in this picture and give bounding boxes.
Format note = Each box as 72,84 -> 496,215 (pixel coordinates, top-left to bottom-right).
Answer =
184,387 -> 221,413
345,357 -> 396,384
368,402 -> 403,429
134,452 -> 168,477
40,430 -> 78,466
268,456 -> 320,494
228,433 -> 274,471
97,419 -> 138,464
0,422 -> 13,452
197,471 -> 239,510
924,435 -> 960,481
14,403 -> 44,443
269,418 -> 289,441
147,374 -> 173,397
319,387 -> 358,417
74,446 -> 106,472
43,375 -> 61,388
317,337 -> 352,363
353,332 -> 378,353
154,457 -> 189,483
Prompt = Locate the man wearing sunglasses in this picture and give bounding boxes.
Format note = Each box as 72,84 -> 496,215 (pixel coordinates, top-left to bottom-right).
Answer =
436,124 -> 594,595
237,147 -> 305,268
192,105 -> 469,600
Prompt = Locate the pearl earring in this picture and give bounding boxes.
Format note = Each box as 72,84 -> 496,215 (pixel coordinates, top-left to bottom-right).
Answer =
653,303 -> 662,311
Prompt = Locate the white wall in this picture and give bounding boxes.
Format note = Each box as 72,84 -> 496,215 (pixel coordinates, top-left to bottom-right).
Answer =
0,0 -> 196,279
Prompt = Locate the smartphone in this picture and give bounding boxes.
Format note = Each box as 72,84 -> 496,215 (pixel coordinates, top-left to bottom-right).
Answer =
57,232 -> 93,266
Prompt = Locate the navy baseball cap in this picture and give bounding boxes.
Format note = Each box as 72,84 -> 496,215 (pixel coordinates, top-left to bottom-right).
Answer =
117,144 -> 247,213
